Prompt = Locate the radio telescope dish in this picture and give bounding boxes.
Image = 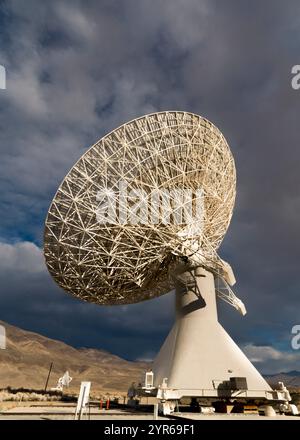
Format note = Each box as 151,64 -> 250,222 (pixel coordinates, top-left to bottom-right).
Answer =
44,111 -> 288,414
44,111 -> 236,305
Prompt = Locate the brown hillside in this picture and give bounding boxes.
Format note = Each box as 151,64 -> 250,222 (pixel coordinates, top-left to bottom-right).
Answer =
0,320 -> 148,395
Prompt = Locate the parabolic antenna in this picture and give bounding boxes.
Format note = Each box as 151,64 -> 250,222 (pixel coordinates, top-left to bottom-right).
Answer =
44,111 -> 290,414
44,111 -> 236,305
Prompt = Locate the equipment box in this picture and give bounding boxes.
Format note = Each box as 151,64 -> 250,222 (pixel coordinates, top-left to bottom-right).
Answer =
230,377 -> 248,390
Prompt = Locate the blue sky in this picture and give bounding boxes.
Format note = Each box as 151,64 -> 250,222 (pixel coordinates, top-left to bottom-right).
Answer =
0,0 -> 300,373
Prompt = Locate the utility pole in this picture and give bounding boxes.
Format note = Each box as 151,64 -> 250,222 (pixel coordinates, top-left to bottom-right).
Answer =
44,362 -> 53,392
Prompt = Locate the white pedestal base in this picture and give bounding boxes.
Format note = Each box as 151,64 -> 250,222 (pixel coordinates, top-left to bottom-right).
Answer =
152,267 -> 279,401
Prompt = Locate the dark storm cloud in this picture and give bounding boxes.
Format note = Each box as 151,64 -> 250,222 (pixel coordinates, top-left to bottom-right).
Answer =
0,0 -> 300,370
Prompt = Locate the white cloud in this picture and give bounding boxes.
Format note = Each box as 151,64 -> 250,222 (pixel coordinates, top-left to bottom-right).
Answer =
8,62 -> 48,117
136,351 -> 156,363
242,343 -> 300,374
57,3 -> 97,41
0,241 -> 45,273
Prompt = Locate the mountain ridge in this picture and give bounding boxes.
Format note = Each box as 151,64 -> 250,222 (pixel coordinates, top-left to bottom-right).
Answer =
0,319 -> 147,394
